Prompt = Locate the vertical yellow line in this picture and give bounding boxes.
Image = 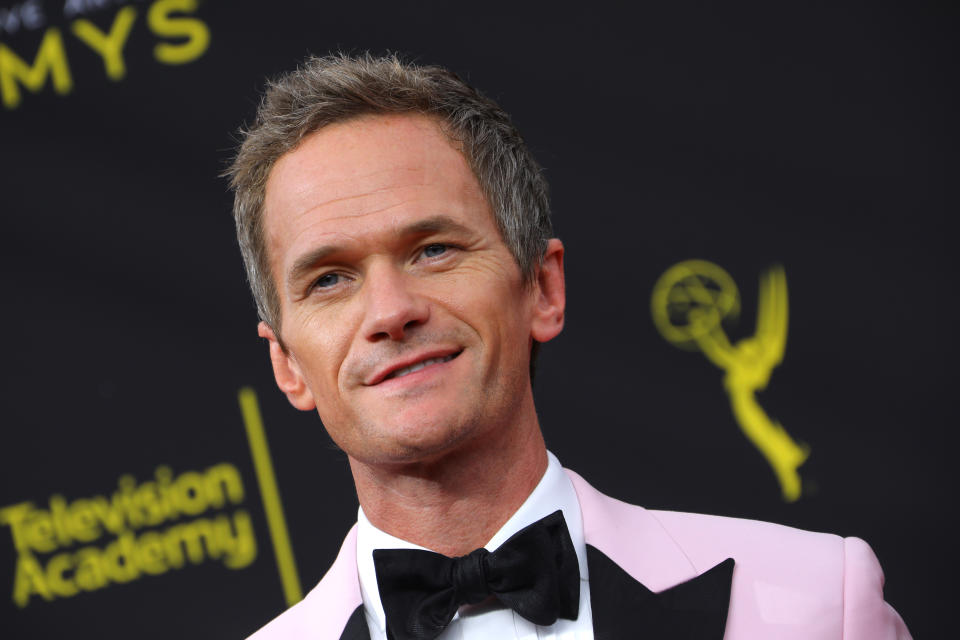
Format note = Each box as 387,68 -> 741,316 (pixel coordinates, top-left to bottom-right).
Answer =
238,387 -> 303,606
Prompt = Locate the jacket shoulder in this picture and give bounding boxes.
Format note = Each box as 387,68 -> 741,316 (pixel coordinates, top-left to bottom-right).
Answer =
649,508 -> 845,578
651,509 -> 848,637
650,510 -> 911,639
840,536 -> 912,640
566,469 -> 911,639
247,525 -> 363,640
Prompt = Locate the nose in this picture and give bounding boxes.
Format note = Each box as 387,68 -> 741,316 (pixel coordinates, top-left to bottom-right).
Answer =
360,262 -> 430,342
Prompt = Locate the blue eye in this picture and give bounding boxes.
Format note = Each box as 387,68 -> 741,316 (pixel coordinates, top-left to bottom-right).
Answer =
423,244 -> 447,258
314,273 -> 340,288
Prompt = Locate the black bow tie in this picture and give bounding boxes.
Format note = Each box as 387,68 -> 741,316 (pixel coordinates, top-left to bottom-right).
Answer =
372,510 -> 580,640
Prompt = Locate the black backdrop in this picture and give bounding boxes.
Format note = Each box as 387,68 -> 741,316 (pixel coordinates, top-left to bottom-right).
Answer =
1,1 -> 954,637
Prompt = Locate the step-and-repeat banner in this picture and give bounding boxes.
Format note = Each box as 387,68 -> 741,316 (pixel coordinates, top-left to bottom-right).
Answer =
2,1 -> 952,637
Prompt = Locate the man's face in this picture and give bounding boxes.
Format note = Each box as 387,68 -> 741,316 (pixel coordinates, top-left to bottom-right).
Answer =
260,114 -> 563,466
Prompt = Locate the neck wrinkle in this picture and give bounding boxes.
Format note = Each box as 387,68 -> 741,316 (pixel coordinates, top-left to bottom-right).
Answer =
350,416 -> 548,557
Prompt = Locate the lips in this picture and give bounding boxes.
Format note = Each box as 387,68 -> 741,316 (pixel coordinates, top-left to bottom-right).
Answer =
365,349 -> 462,385
384,354 -> 457,380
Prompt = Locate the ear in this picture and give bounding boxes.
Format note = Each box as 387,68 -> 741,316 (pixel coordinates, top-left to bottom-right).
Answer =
530,238 -> 566,343
258,322 -> 316,411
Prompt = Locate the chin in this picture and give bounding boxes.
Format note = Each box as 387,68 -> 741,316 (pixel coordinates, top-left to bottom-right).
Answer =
356,413 -> 484,466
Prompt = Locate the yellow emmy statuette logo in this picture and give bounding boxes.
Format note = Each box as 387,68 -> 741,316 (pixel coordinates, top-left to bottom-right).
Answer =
651,260 -> 809,501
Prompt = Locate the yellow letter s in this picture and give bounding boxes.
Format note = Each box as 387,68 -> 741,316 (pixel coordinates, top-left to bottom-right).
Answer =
147,0 -> 210,66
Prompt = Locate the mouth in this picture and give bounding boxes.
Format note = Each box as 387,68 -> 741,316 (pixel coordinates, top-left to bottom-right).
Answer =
367,350 -> 463,385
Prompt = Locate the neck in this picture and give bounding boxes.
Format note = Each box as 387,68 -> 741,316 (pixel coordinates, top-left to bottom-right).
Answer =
349,407 -> 548,557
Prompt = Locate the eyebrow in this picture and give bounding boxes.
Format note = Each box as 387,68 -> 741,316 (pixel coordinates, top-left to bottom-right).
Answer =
285,214 -> 476,287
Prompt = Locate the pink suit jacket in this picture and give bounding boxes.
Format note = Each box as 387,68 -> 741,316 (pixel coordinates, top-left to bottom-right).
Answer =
248,469 -> 912,639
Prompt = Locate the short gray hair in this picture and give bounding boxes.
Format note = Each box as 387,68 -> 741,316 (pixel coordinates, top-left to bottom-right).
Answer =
225,53 -> 553,334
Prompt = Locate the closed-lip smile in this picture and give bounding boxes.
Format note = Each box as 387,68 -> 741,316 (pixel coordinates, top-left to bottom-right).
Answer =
365,349 -> 463,386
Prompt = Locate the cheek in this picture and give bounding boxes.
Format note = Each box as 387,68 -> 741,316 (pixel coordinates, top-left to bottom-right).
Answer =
288,315 -> 353,393
439,264 -> 529,320
475,289 -> 536,355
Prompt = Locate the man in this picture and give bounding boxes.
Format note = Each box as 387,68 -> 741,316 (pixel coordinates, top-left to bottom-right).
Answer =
227,54 -> 911,639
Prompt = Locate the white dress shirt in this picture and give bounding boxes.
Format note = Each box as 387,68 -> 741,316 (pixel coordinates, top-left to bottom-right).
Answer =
355,451 -> 594,639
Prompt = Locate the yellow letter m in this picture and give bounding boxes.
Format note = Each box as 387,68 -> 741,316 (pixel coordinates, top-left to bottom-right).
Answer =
0,28 -> 73,110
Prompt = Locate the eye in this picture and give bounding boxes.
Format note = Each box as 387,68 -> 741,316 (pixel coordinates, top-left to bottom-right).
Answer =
312,272 -> 341,289
422,244 -> 448,258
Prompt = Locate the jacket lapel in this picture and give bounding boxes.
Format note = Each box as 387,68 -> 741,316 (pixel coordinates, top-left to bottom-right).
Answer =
298,525 -> 366,640
588,545 -> 733,639
339,606 -> 371,640
566,469 -> 700,590
565,469 -> 734,638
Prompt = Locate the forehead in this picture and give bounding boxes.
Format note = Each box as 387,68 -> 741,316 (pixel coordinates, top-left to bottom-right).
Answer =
263,114 -> 491,251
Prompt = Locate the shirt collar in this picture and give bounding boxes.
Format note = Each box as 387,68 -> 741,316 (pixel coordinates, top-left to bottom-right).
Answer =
355,450 -> 588,634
